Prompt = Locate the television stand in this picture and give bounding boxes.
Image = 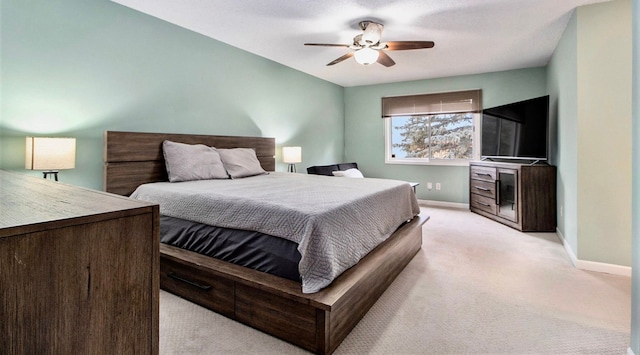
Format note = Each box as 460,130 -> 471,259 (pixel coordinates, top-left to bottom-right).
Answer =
480,157 -> 548,166
469,160 -> 556,232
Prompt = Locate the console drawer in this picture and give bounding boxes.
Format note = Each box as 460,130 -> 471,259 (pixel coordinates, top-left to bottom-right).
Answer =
470,179 -> 496,198
470,194 -> 497,215
470,166 -> 496,182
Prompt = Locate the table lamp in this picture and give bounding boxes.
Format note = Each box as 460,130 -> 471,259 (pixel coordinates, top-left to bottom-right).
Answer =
282,146 -> 302,173
25,137 -> 76,181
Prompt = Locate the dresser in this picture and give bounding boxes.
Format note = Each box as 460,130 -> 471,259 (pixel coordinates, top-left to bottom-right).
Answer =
0,170 -> 159,354
469,161 -> 556,232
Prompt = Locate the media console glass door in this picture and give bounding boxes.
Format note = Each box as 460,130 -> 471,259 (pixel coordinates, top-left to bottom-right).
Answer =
497,169 -> 518,223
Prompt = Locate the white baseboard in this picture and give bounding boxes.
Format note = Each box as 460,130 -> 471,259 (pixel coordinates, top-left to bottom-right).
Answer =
628,347 -> 635,355
575,259 -> 633,277
556,228 -> 578,267
418,199 -> 468,210
556,228 -> 632,277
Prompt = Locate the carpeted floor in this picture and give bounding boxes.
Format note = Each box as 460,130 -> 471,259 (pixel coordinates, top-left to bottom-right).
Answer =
159,207 -> 631,354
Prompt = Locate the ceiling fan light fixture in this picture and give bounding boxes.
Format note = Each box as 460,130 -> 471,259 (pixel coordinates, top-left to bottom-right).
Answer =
305,21 -> 433,67
360,21 -> 383,44
354,47 -> 379,65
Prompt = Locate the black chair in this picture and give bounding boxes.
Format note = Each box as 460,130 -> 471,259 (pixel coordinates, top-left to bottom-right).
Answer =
307,162 -> 358,176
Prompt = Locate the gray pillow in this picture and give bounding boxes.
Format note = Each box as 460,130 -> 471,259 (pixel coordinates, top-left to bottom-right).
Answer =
162,140 -> 229,182
217,148 -> 267,178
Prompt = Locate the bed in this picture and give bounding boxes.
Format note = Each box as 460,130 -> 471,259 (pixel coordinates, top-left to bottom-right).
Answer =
103,131 -> 429,354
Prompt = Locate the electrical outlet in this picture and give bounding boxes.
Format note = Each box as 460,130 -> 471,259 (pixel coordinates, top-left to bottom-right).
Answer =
560,205 -> 563,217
436,182 -> 441,190
427,182 -> 433,190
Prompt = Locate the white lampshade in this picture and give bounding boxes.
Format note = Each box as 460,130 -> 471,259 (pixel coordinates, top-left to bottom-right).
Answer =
25,137 -> 76,170
282,146 -> 302,164
354,48 -> 379,65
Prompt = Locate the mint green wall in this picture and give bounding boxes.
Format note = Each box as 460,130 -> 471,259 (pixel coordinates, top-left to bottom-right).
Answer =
344,67 -> 547,203
0,0 -> 344,190
576,0 -> 632,266
631,0 -> 639,351
547,12 -> 579,257
548,0 -> 632,268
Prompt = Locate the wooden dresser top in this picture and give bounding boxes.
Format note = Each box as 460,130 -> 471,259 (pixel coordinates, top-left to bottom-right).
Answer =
0,170 -> 157,237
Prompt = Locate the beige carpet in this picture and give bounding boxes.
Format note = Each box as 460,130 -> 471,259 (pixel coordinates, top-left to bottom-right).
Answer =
159,207 -> 631,354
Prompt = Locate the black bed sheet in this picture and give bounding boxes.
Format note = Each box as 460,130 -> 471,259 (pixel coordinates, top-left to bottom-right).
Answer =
160,215 -> 302,281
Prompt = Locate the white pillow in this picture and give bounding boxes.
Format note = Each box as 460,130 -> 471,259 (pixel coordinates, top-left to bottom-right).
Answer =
332,168 -> 364,178
217,148 -> 267,178
163,140 -> 229,182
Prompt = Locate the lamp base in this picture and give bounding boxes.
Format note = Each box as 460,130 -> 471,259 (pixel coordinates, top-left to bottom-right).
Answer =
43,171 -> 59,181
287,164 -> 297,173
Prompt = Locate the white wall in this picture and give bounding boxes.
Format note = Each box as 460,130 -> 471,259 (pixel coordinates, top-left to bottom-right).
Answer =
630,0 -> 639,351
576,0 -> 632,267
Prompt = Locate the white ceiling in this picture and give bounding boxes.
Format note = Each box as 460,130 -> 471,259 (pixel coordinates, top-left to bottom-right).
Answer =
111,0 -> 610,88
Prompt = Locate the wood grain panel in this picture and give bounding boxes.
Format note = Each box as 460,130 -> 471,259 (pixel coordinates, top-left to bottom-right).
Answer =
470,179 -> 496,199
470,194 -> 497,215
105,131 -> 275,163
469,161 -> 556,232
160,255 -> 235,318
470,165 -> 496,182
521,165 -> 557,231
0,170 -> 159,354
159,244 -> 309,304
0,170 -> 155,235
104,161 -> 168,197
321,214 -> 425,354
236,284 -> 318,351
103,131 -> 276,195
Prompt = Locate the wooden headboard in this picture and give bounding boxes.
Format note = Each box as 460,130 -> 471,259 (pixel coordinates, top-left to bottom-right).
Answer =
104,131 -> 276,196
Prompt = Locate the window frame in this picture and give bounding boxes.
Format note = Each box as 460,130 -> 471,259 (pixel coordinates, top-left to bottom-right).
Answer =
382,89 -> 482,167
384,112 -> 482,167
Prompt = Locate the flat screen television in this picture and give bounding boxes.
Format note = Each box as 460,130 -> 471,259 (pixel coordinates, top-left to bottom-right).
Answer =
481,95 -> 549,161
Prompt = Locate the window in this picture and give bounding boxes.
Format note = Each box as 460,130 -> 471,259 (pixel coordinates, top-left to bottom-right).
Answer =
383,89 -> 482,166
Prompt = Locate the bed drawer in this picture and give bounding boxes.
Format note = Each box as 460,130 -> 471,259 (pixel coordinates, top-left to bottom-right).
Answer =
470,194 -> 497,215
236,284 -> 319,352
470,166 -> 497,182
470,179 -> 496,199
160,256 -> 235,318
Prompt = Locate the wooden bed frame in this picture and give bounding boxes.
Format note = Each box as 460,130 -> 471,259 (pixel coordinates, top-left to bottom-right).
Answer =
103,131 -> 428,354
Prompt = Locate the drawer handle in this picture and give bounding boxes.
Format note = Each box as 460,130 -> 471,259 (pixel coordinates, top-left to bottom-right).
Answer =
477,202 -> 492,207
476,173 -> 492,177
474,186 -> 490,191
168,272 -> 212,291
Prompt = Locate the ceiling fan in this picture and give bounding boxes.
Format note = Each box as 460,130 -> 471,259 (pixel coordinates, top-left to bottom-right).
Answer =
304,21 -> 435,67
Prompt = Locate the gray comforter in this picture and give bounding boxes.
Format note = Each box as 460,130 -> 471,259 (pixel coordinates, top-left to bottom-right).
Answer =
130,172 -> 420,293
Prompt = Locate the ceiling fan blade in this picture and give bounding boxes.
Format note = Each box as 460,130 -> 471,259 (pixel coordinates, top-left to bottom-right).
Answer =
384,41 -> 435,50
304,43 -> 350,47
377,50 -> 396,67
327,52 -> 354,66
